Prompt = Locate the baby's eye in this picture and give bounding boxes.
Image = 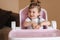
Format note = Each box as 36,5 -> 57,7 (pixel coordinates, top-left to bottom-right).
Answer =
28,11 -> 31,13
33,11 -> 35,13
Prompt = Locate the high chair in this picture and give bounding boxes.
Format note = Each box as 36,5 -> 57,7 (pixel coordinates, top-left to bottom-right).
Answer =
11,6 -> 57,30
9,7 -> 59,40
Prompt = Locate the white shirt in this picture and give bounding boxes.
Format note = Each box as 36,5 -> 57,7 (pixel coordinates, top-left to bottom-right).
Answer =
25,17 -> 45,29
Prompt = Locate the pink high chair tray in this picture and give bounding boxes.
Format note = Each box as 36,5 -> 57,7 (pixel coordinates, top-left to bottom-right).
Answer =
9,29 -> 60,38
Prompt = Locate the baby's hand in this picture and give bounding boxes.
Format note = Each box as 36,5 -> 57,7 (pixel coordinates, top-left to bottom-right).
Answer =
35,25 -> 40,29
41,21 -> 50,26
32,22 -> 37,29
32,22 -> 40,29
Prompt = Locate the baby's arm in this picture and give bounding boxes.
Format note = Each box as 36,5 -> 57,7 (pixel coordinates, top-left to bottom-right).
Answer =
23,18 -> 32,27
23,21 -> 31,27
33,21 -> 50,29
40,17 -> 50,26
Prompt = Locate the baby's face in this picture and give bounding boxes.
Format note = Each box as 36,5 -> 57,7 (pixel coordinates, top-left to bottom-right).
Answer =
28,7 -> 40,19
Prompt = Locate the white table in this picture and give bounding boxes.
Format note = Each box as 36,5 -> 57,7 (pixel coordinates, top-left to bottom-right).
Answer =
9,29 -> 60,40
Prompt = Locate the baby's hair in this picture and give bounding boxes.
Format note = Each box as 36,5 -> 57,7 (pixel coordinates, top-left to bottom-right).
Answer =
29,2 -> 41,12
30,0 -> 41,4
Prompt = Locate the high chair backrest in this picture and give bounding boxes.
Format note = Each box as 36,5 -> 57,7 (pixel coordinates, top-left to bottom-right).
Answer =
19,6 -> 48,29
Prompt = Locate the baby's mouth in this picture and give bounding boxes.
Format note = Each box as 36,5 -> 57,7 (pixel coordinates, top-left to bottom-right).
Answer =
30,15 -> 34,17
30,16 -> 33,17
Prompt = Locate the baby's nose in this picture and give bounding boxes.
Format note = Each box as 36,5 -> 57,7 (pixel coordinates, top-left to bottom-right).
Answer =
31,13 -> 33,15
30,13 -> 33,16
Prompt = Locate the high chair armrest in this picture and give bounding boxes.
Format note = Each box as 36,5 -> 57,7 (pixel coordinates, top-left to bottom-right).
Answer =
11,21 -> 16,30
51,20 -> 57,29
11,21 -> 21,30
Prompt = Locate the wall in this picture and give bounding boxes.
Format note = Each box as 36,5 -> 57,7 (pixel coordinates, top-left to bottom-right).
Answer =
0,0 -> 19,13
19,0 -> 60,29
